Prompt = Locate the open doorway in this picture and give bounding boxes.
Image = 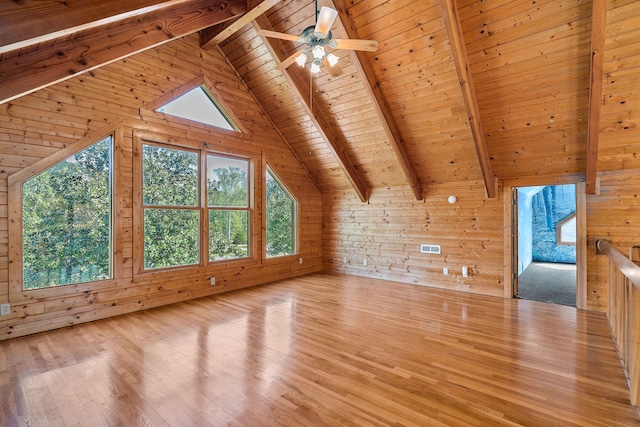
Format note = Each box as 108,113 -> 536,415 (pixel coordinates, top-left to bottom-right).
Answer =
515,185 -> 576,307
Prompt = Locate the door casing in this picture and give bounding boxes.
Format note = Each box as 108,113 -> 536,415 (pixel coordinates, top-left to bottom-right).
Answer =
502,179 -> 587,309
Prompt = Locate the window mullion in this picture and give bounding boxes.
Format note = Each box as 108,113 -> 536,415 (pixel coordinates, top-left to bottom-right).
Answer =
200,148 -> 208,266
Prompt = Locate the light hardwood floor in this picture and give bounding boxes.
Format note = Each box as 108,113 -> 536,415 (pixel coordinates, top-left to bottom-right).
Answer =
1,273 -> 639,426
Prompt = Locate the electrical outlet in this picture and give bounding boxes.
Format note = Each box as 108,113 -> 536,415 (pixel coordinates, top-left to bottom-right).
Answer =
342,257 -> 347,263
462,266 -> 468,277
443,267 -> 448,275
363,259 -> 367,266
0,303 -> 10,316
210,277 -> 216,285
299,257 -> 303,264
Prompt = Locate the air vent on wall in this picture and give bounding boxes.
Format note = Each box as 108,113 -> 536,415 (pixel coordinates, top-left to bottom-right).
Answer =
420,244 -> 441,254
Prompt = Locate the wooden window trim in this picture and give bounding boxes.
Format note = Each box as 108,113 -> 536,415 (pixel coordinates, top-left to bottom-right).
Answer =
8,121 -> 123,302
556,213 -> 577,246
137,140 -> 202,273
132,130 -> 256,281
207,152 -> 252,262
264,163 -> 299,260
140,75 -> 247,134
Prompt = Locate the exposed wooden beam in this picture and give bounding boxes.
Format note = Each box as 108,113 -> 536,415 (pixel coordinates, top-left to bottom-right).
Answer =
252,15 -> 369,202
440,0 -> 497,199
0,0 -> 196,55
586,0 -> 607,195
0,0 -> 246,105
330,0 -> 423,201
211,41 -> 322,193
201,0 -> 281,50
201,18 -> 243,51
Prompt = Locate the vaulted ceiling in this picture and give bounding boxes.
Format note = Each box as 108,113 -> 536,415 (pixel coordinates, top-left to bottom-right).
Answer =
1,0 -> 634,202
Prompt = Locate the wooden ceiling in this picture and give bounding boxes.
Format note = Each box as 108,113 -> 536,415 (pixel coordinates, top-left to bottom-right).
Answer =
1,0 -> 636,202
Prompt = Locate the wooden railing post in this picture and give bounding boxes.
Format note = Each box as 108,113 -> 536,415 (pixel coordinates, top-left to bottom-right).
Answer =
630,246 -> 640,406
596,239 -> 640,407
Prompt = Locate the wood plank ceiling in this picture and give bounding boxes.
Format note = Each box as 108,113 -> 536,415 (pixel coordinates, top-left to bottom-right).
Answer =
0,0 -> 608,201
214,0 -> 595,200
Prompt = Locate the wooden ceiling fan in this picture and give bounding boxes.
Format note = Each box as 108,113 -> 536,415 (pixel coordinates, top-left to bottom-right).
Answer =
258,0 -> 378,77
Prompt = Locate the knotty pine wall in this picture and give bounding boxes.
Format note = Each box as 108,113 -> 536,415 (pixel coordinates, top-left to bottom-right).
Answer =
323,182 -> 506,297
0,35 -> 322,340
324,175 -> 640,312
586,169 -> 640,312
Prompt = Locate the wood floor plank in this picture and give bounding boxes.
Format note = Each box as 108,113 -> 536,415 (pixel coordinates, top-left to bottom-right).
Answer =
0,273 -> 639,426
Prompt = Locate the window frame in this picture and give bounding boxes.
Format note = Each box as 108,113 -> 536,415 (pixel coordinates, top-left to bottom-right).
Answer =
141,75 -> 247,134
264,164 -> 298,259
207,152 -> 251,262
133,132 -> 254,277
556,213 -> 577,246
156,85 -> 239,132
140,141 -> 202,271
8,125 -> 120,299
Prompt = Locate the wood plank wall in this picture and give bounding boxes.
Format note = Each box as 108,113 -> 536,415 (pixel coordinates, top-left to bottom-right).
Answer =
0,35 -> 322,340
587,169 -> 640,312
588,0 -> 640,312
599,0 -> 640,171
323,182 -> 506,297
324,172 -> 640,313
1,0 -> 640,340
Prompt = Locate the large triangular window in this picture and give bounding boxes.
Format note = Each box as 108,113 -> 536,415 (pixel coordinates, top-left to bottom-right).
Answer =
155,85 -> 237,131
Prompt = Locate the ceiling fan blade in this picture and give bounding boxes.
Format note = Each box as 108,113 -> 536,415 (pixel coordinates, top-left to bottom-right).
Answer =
276,51 -> 304,71
314,6 -> 338,38
322,58 -> 343,77
257,29 -> 303,43
333,38 -> 379,52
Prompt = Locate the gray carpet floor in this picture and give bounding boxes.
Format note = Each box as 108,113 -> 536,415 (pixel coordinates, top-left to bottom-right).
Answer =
517,262 -> 576,307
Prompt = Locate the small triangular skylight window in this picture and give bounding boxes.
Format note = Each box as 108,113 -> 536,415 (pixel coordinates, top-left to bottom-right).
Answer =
156,85 -> 237,131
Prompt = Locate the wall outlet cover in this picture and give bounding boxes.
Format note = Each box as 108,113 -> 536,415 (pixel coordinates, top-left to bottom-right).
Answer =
0,303 -> 10,316
210,277 -> 216,285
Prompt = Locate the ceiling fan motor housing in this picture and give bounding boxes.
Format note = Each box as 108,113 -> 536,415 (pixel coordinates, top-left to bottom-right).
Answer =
302,26 -> 333,46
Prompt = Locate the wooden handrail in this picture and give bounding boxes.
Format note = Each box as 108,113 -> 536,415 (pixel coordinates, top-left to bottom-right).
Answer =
597,239 -> 640,290
598,238 -> 640,408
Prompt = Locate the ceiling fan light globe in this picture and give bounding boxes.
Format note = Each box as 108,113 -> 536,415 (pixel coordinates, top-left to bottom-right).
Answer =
310,62 -> 321,74
295,52 -> 307,67
326,53 -> 339,67
312,45 -> 325,60
314,6 -> 338,38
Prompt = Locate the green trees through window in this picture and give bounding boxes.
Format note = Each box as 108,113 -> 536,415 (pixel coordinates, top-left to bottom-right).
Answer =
141,144 -> 251,269
22,136 -> 113,289
266,167 -> 296,257
142,144 -> 200,269
207,155 -> 249,260
20,136 -> 300,289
